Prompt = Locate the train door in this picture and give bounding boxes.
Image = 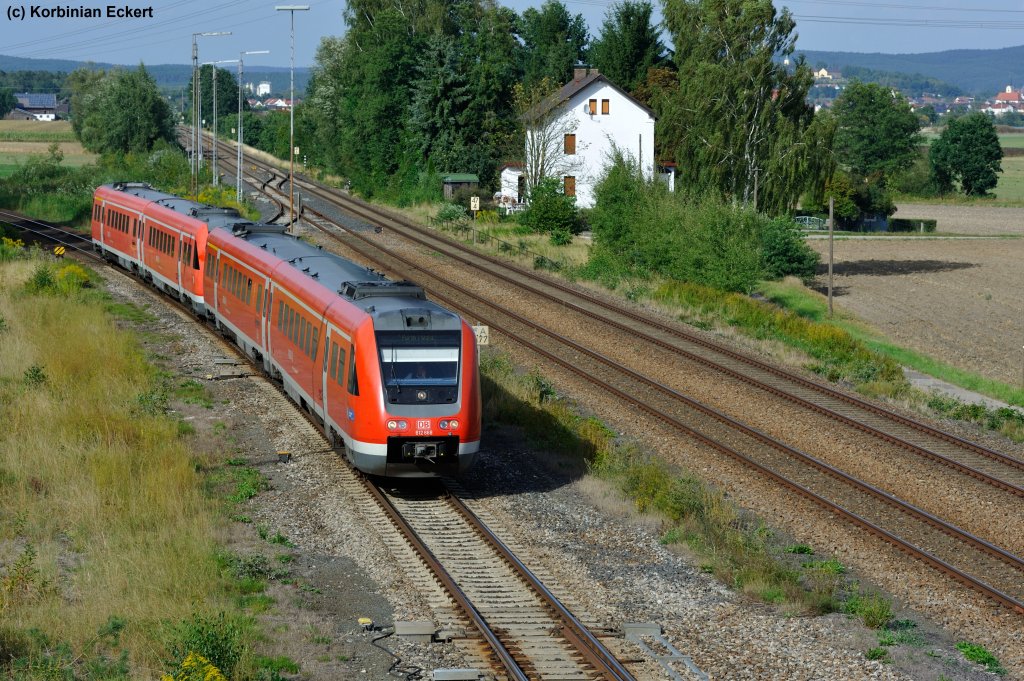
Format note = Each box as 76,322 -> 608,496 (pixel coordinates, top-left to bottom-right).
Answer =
261,280 -> 271,355
134,216 -> 143,263
175,231 -> 183,289
320,325 -> 331,425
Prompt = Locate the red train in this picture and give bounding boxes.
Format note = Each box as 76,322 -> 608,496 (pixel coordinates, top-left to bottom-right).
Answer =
92,182 -> 481,477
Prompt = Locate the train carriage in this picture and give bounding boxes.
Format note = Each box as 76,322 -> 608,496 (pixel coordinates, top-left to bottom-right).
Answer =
93,182 -> 481,478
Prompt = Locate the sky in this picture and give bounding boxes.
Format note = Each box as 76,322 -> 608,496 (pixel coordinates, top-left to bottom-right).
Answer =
4,0 -> 1024,69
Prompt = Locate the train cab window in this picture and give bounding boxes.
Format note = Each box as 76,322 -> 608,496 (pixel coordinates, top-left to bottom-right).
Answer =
192,246 -> 199,270
347,345 -> 359,395
376,330 -> 460,403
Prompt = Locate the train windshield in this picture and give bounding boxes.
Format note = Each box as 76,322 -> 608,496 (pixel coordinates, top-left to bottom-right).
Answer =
377,330 -> 461,387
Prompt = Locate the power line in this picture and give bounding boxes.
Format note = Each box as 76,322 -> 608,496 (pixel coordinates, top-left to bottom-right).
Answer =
786,0 -> 1024,14
794,13 -> 1024,28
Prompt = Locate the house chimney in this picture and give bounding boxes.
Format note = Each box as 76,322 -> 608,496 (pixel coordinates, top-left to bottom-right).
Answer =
574,67 -> 588,81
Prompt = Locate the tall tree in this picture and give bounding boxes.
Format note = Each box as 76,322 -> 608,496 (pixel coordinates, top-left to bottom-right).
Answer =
832,81 -> 920,181
407,33 -> 472,172
189,64 -> 245,126
0,88 -> 16,118
71,65 -> 175,154
65,67 -> 107,138
659,0 -> 823,212
519,0 -> 588,89
589,1 -> 668,92
930,112 -> 1002,196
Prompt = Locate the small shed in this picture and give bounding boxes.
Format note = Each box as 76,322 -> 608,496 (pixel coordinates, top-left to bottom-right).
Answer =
441,174 -> 479,200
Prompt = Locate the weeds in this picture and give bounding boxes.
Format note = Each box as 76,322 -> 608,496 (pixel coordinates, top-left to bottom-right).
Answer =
865,647 -> 890,662
228,468 -> 270,503
955,641 -> 1006,675
845,590 -> 893,629
165,612 -> 247,679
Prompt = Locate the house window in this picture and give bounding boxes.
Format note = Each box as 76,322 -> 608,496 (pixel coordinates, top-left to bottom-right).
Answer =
564,176 -> 576,197
564,133 -> 576,155
588,99 -> 597,115
601,99 -> 610,115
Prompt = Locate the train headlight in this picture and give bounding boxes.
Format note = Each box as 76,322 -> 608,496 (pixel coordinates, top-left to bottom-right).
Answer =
449,419 -> 459,429
439,420 -> 449,429
398,420 -> 407,429
416,390 -> 427,401
387,420 -> 398,430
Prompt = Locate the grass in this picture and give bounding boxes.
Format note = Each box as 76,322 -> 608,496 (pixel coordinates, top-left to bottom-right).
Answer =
756,278 -> 1024,416
0,120 -> 77,142
0,255 -> 226,673
896,154 -> 1024,205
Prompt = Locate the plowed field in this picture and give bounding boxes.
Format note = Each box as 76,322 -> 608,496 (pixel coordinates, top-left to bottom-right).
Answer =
808,234 -> 1023,385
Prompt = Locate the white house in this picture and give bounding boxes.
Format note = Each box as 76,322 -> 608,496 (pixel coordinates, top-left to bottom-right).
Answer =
257,81 -> 272,97
514,68 -> 658,209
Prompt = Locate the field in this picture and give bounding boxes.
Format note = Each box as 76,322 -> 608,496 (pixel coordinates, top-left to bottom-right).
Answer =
807,232 -> 1024,386
0,120 -> 97,173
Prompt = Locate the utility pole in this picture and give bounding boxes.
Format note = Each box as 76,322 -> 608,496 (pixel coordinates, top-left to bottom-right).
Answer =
828,196 -> 835,318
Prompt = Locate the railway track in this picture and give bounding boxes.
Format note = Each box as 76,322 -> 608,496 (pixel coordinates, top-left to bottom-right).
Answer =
280,176 -> 1024,498
13,179 -> 648,680
218,149 -> 1024,618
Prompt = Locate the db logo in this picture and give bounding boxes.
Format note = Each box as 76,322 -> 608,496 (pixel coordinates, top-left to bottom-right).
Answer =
416,420 -> 431,430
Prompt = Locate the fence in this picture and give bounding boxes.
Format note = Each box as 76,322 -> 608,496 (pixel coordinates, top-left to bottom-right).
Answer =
429,216 -> 568,272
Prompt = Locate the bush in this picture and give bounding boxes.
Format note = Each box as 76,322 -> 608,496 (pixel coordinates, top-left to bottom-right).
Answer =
760,219 -> 819,281
520,177 -> 581,235
549,228 -> 573,246
435,202 -> 467,223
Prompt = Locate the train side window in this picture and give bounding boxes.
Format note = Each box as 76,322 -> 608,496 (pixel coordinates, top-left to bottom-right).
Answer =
277,301 -> 284,330
256,284 -> 263,312
347,345 -> 359,395
286,306 -> 294,341
246,279 -> 252,306
193,245 -> 200,270
311,328 -> 319,362
329,342 -> 338,380
299,317 -> 308,353
336,347 -> 346,386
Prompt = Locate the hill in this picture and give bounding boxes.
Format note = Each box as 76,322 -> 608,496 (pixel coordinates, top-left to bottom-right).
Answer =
795,44 -> 1024,97
0,54 -> 311,95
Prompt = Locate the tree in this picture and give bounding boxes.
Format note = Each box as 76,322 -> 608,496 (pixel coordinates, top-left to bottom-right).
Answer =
519,0 -> 588,89
188,64 -> 244,127
406,33 -> 472,172
516,77 -> 582,191
832,81 -> 920,181
71,65 -> 175,154
659,0 -> 824,213
0,88 -> 15,118
929,113 -> 1002,196
589,1 -> 668,92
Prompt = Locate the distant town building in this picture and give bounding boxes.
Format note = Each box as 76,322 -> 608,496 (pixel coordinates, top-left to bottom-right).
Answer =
257,81 -> 272,97
982,85 -> 1021,116
6,93 -> 57,121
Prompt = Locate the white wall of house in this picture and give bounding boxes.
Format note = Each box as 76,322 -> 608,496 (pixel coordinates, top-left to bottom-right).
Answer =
499,166 -> 524,204
532,79 -> 655,209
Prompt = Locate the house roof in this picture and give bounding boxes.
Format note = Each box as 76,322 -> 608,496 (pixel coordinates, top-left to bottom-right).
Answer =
528,70 -> 656,120
15,93 -> 57,109
441,174 -> 479,183
995,90 -> 1022,103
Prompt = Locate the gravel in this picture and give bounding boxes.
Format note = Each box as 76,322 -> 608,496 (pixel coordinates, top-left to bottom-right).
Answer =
90,214 -> 1023,680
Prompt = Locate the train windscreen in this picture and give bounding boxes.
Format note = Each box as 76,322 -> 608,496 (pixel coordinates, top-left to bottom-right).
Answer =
377,330 -> 461,403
